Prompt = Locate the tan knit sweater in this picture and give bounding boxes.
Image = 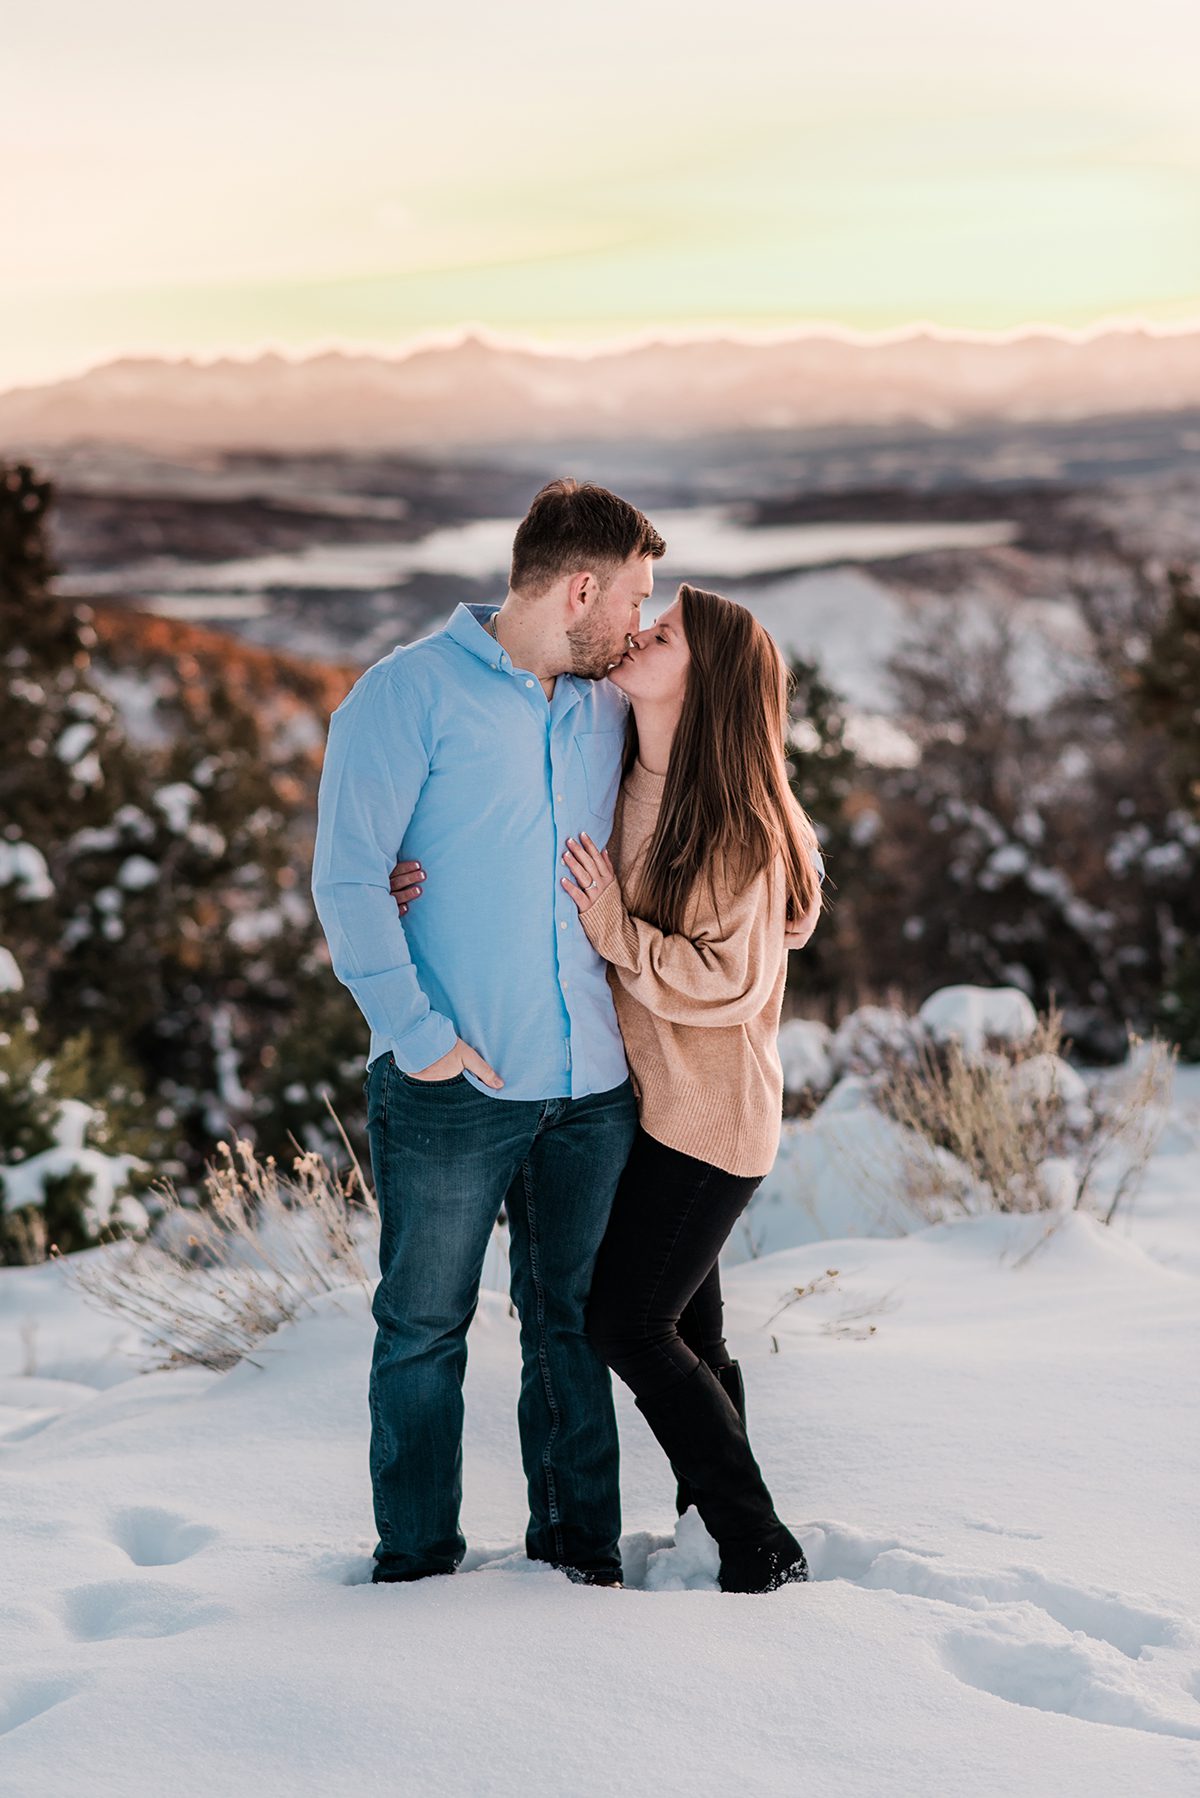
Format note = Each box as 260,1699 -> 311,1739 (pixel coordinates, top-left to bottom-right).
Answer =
579,758 -> 788,1177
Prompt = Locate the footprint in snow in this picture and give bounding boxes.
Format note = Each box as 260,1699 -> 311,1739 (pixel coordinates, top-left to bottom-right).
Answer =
109,1506 -> 218,1567
331,1552 -> 376,1587
0,1675 -> 86,1737
943,1626 -> 1200,1742
804,1520 -> 1200,1743
61,1579 -> 229,1641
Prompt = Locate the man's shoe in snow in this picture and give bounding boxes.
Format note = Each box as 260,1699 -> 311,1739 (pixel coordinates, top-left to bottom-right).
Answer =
371,1563 -> 456,1585
553,1563 -> 624,1588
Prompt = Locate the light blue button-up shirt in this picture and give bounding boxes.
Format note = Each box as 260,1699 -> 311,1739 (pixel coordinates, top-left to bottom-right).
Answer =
312,602 -> 631,1102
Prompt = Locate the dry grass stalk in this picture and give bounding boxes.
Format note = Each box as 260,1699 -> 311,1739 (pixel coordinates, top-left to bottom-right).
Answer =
60,1136 -> 375,1372
5,1208 -> 49,1267
875,1009 -> 1175,1224
821,1293 -> 899,1340
1075,1034 -> 1177,1224
878,1007 -> 1072,1216
763,1270 -> 897,1343
763,1268 -> 841,1329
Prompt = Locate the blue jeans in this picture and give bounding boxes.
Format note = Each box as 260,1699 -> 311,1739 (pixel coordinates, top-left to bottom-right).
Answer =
363,1054 -> 638,1581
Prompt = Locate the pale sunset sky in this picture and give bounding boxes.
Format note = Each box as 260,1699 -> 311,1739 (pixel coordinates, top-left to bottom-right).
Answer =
2,0 -> 1199,389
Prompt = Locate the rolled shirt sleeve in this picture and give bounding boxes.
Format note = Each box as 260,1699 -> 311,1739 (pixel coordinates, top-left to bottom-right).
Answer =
311,664 -> 458,1073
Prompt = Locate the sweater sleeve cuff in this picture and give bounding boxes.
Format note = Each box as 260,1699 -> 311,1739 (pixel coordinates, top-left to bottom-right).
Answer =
579,880 -> 635,967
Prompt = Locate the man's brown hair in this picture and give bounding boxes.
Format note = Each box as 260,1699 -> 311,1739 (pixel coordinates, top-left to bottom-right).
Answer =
510,478 -> 665,596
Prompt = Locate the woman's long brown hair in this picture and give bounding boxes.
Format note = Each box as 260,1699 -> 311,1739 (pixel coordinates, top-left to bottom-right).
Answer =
621,583 -> 824,935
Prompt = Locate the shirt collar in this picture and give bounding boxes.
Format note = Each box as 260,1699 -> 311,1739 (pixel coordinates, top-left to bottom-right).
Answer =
446,602 -> 509,670
445,602 -> 586,707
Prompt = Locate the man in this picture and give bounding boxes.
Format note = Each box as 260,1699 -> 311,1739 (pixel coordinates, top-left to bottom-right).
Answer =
312,477 -> 665,1586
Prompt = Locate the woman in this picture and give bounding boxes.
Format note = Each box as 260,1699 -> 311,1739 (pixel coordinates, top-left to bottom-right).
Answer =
559,582 -> 823,1594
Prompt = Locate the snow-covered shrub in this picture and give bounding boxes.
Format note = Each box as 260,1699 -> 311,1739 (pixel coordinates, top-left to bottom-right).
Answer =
0,944 -> 24,995
1007,1052 -> 1090,1125
747,997 -> 1177,1256
876,1006 -> 1075,1214
2,1101 -> 149,1262
65,1135 -> 377,1371
831,986 -> 1066,1104
917,984 -> 1038,1057
818,1073 -> 877,1114
0,1021 -> 163,1264
778,1018 -> 836,1111
873,1006 -> 1174,1220
831,1004 -> 928,1077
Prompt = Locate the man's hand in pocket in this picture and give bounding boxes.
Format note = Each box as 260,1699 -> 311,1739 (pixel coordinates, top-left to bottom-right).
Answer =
407,1038 -> 504,1090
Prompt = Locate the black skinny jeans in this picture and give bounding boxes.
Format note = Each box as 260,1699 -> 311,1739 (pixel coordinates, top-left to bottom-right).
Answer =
586,1126 -> 763,1401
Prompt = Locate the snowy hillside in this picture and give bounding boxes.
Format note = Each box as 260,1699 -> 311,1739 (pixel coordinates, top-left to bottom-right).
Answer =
1,1069 -> 1198,1796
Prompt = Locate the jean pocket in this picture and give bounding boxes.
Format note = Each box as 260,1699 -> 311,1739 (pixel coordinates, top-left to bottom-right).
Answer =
396,1066 -> 469,1089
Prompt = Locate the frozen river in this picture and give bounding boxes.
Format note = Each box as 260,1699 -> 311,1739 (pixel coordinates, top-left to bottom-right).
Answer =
70,507 -> 1017,607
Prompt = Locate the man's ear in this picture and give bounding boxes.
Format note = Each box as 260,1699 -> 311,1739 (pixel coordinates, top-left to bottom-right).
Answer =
565,570 -> 593,617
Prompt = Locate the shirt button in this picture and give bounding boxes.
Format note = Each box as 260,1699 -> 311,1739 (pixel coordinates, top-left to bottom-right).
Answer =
556,793 -> 564,803
525,678 -> 535,688
559,919 -> 567,929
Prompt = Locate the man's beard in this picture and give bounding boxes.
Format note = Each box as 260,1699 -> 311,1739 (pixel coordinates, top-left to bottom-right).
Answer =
566,614 -> 627,682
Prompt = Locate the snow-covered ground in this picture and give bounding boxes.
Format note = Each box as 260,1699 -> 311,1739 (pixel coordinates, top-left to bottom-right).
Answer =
2,1074 -> 1198,1797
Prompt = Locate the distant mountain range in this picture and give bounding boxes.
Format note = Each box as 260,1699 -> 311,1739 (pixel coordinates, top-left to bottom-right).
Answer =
3,328 -> 1200,452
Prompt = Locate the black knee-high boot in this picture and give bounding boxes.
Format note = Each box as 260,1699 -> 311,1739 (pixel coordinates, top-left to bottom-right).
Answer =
638,1361 -> 808,1593
674,1361 -> 746,1517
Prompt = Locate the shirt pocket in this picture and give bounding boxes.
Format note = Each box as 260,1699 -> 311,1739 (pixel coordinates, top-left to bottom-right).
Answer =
573,731 -> 624,831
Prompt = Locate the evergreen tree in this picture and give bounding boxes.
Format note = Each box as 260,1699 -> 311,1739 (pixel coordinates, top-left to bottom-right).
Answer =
1,461 -> 149,1024
874,607 -> 1138,1053
1,459 -> 365,1202
784,656 -> 882,1018
1128,562 -> 1200,1052
0,1007 -> 166,1264
1132,563 -> 1200,812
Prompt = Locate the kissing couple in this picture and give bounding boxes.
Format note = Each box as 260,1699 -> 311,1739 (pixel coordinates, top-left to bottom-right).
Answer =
312,478 -> 824,1594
